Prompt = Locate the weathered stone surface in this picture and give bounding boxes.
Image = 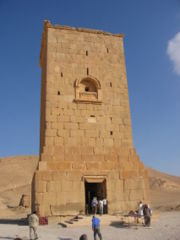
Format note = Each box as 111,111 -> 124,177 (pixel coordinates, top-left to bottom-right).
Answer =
32,20 -> 150,217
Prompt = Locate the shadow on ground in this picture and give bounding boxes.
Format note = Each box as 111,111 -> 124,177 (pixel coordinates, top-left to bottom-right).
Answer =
110,220 -> 139,229
0,218 -> 28,226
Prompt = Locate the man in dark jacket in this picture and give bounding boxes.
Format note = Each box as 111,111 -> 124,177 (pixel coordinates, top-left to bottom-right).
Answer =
92,216 -> 103,240
143,204 -> 151,227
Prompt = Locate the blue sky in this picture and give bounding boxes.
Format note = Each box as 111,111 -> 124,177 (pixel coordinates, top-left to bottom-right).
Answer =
0,0 -> 180,176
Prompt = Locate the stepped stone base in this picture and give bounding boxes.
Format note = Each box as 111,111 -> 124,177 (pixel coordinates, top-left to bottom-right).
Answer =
33,147 -> 149,217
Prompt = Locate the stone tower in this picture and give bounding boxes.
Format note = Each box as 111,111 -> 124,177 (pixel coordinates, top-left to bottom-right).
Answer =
33,20 -> 150,217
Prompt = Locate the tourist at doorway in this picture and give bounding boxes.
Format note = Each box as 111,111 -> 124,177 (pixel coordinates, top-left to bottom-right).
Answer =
102,198 -> 107,214
92,215 -> 103,240
91,197 -> 98,214
98,199 -> 103,215
28,211 -> 39,240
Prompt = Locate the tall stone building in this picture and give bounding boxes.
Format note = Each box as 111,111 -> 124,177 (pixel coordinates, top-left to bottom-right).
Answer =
32,20 -> 150,217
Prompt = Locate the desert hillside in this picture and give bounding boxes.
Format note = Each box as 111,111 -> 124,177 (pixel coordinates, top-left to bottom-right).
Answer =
0,155 -> 180,217
0,156 -> 38,217
148,167 -> 180,211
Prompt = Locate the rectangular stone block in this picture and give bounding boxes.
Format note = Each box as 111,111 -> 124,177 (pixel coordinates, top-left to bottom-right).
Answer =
65,152 -> 81,162
47,161 -> 72,170
64,122 -> 78,129
94,154 -> 104,162
86,162 -> 100,170
52,171 -> 66,181
42,146 -> 54,155
45,129 -> 57,137
64,146 -> 81,155
66,171 -> 81,181
88,137 -> 96,146
53,153 -> 65,161
70,129 -> 84,137
54,146 -> 64,155
98,161 -> 115,170
57,129 -> 69,137
41,171 -> 53,181
35,180 -> 47,193
54,137 -> 64,146
82,154 -> 95,162
85,129 -> 99,138
35,193 -> 43,204
71,115 -> 84,123
104,138 -> 114,147
94,147 -> 104,155
64,137 -> 82,146
81,146 -> 94,155
72,162 -> 86,170
61,180 -> 73,192
104,154 -> 117,162
44,137 -> 54,146
38,161 -> 47,171
46,181 -> 61,192
41,153 -> 52,161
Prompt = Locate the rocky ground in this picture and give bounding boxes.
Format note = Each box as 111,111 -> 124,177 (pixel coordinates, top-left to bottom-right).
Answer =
0,211 -> 179,240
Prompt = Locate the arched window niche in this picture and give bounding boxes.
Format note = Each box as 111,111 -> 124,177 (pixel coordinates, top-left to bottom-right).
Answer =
74,76 -> 102,103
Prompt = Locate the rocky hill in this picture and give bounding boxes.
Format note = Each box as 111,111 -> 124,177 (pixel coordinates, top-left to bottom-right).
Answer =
148,167 -> 180,211
0,156 -> 38,217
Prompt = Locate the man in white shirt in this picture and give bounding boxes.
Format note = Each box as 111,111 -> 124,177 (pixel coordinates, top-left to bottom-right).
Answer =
99,200 -> 104,215
28,211 -> 39,240
103,198 -> 107,214
138,201 -> 144,224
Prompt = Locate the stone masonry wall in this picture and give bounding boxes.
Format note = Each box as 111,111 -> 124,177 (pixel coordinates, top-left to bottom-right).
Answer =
33,21 -> 150,217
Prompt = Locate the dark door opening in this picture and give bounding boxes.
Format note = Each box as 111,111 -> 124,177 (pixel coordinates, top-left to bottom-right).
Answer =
85,180 -> 107,214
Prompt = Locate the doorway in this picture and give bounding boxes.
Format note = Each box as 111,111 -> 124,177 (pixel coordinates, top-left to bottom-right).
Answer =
85,179 -> 107,214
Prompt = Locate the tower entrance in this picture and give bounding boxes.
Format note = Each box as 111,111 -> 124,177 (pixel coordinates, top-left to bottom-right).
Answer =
85,178 -> 107,214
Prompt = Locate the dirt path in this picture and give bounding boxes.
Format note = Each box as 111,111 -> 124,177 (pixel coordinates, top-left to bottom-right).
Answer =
0,211 -> 180,240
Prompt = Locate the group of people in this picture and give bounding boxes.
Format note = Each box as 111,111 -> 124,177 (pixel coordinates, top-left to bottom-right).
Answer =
28,211 -> 102,240
27,200 -> 151,240
137,201 -> 152,227
91,197 -> 107,215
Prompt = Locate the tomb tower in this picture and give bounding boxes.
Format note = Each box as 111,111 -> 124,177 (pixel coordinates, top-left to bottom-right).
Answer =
33,20 -> 150,217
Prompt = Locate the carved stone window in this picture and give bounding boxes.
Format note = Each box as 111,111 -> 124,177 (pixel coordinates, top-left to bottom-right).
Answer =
74,76 -> 102,103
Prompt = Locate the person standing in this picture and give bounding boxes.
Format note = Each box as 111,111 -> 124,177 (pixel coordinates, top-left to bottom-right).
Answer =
138,201 -> 143,216
91,197 -> 98,214
143,204 -> 151,227
102,198 -> 107,214
138,201 -> 144,224
92,215 -> 103,240
28,211 -> 39,240
98,199 -> 103,215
